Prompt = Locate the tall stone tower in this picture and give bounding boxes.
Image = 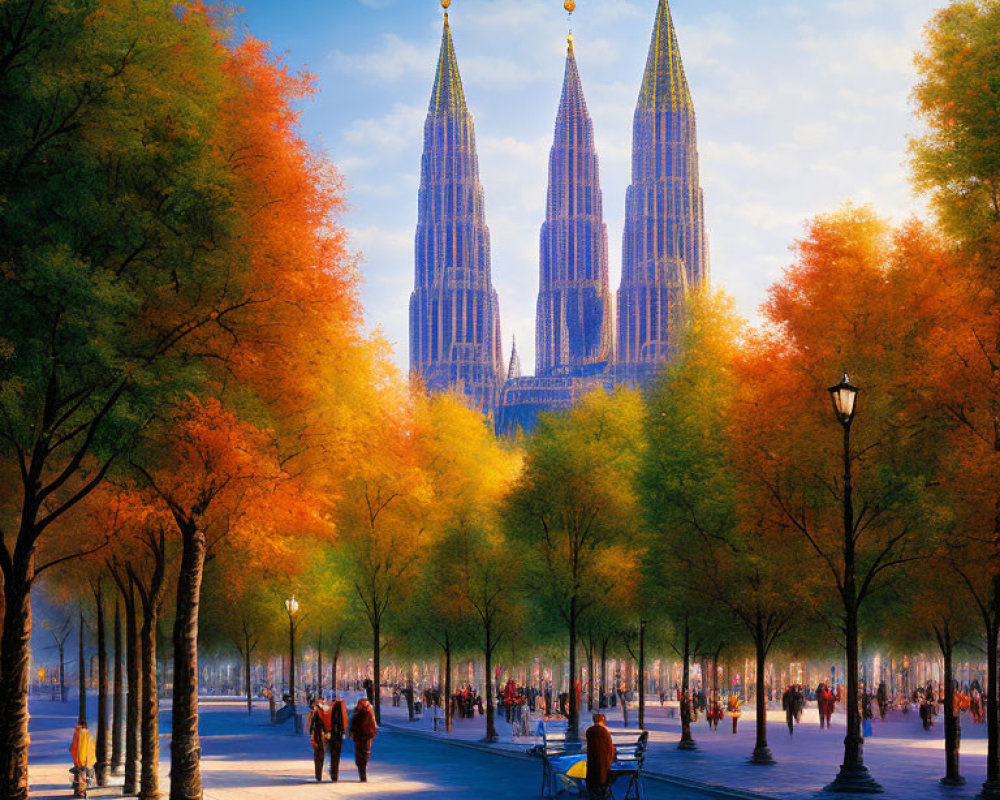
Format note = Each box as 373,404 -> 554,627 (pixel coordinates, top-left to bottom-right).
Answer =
617,0 -> 708,384
535,35 -> 613,379
409,6 -> 504,416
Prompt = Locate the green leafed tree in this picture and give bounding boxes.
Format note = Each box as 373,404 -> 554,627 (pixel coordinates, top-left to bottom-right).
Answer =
504,388 -> 645,739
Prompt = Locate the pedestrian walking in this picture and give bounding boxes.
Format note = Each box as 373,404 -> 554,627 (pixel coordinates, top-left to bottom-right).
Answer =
782,686 -> 795,736
307,698 -> 328,782
328,696 -> 348,781
585,713 -> 616,800
349,698 -> 378,782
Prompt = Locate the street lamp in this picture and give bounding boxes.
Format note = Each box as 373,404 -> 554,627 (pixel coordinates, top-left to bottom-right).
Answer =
285,595 -> 300,732
824,374 -> 882,795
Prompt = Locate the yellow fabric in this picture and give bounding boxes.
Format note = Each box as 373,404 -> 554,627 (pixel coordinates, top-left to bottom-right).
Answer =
70,725 -> 94,768
567,759 -> 587,779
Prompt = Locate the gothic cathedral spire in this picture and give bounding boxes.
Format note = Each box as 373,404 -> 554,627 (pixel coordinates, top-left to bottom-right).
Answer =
409,7 -> 504,415
617,0 -> 708,383
535,32 -> 612,378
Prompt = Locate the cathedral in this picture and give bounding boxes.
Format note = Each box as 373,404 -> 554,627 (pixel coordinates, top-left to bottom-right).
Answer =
408,0 -> 708,434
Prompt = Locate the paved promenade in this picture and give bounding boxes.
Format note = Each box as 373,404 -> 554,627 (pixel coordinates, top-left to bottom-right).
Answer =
23,694 -> 717,800
380,695 -> 989,800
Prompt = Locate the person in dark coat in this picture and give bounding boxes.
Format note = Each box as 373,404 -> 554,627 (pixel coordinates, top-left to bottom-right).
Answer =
328,697 -> 348,782
585,713 -> 616,800
782,686 -> 795,735
349,698 -> 378,782
306,698 -> 327,782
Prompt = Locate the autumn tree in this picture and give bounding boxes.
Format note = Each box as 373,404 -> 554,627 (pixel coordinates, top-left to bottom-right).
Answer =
910,6 -> 1000,796
504,388 -> 645,740
642,288 -> 807,762
0,3 -> 307,796
335,386 -> 433,725
735,208 -> 948,791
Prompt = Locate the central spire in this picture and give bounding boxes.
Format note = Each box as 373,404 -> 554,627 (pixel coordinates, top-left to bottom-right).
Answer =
534,30 -> 612,378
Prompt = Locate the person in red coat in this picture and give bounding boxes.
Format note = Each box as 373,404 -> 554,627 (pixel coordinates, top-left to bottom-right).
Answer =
585,713 -> 616,800
328,697 -> 348,781
349,698 -> 378,782
307,698 -> 328,782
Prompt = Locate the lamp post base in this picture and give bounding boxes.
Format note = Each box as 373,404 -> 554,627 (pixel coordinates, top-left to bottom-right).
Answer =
749,746 -> 775,765
940,776 -> 966,787
824,765 -> 883,794
979,778 -> 1000,799
677,738 -> 697,751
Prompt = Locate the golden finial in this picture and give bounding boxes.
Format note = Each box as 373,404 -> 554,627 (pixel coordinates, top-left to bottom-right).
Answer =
564,0 -> 575,11
442,0 -> 451,9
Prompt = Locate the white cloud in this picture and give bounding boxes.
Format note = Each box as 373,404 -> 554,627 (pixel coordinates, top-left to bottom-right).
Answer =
330,34 -> 433,83
343,103 -> 425,152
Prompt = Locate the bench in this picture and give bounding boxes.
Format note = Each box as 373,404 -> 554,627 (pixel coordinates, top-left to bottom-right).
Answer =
538,724 -> 647,799
538,721 -> 584,797
608,730 -> 648,800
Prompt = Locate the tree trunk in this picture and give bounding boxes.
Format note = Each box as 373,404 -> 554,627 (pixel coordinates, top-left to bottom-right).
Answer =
112,601 -> 124,773
600,638 -> 608,709
485,620 -> 497,742
679,620 -> 695,750
568,600 -> 579,740
169,524 -> 207,800
445,636 -> 452,734
139,606 -> 161,800
406,666 -> 415,722
124,583 -> 142,795
639,621 -> 646,730
372,618 -> 381,724
59,643 -> 67,702
78,611 -> 87,726
940,630 -> 964,786
586,639 -> 595,713
331,647 -> 340,697
317,628 -> 323,702
983,612 -> 1000,798
750,618 -> 774,765
243,631 -> 253,716
95,589 -> 109,785
0,570 -> 33,800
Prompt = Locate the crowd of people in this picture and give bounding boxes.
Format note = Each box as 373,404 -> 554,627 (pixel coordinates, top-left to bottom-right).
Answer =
286,674 -> 990,785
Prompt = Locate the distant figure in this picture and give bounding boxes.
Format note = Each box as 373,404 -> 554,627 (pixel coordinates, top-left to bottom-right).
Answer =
349,698 -> 378,782
266,684 -> 276,723
727,694 -> 742,734
307,698 -> 327,782
876,682 -> 889,721
363,677 -> 374,704
585,713 -> 616,800
781,686 -> 795,736
328,697 -> 348,782
70,723 -> 95,797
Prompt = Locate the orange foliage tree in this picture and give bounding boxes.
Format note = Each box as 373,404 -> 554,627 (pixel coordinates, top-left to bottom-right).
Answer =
732,208 -> 950,790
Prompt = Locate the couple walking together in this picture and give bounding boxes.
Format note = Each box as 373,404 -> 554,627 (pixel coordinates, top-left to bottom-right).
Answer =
308,697 -> 378,783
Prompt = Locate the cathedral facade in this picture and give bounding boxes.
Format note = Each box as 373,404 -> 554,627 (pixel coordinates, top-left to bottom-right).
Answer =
408,0 -> 708,434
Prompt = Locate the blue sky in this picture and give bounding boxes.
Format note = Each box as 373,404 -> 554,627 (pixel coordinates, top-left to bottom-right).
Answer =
234,0 -> 944,374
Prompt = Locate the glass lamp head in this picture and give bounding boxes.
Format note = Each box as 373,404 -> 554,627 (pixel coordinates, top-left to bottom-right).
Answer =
285,595 -> 299,615
828,373 -> 859,425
